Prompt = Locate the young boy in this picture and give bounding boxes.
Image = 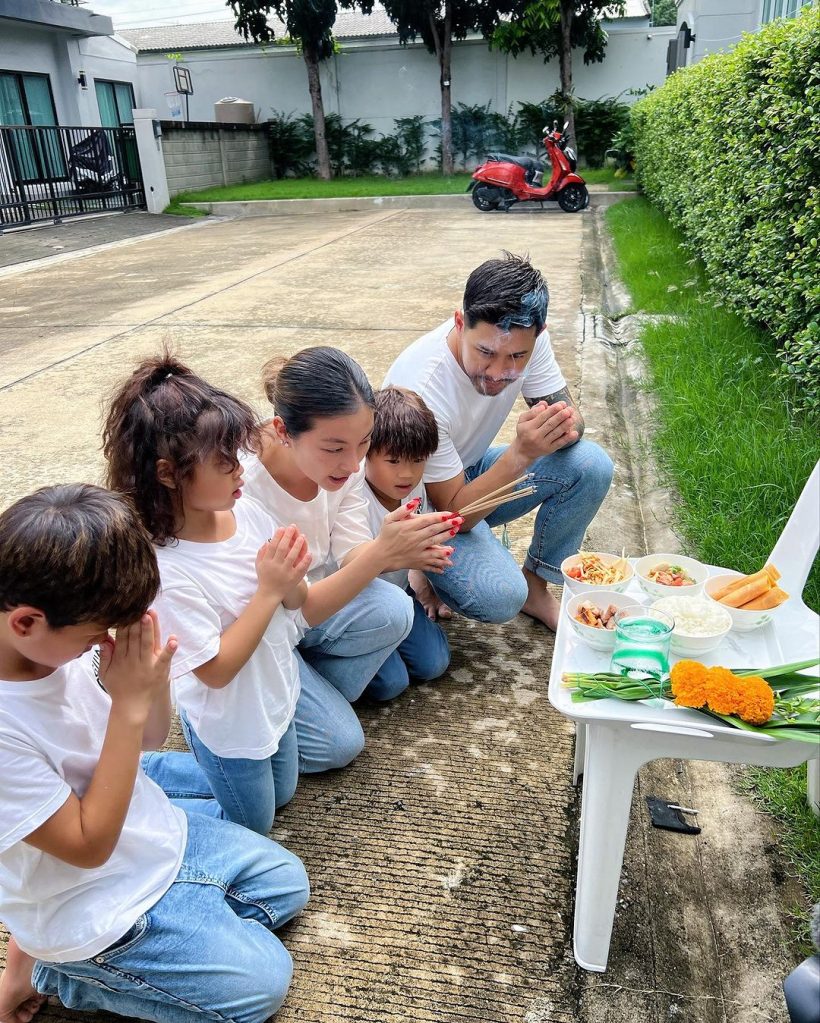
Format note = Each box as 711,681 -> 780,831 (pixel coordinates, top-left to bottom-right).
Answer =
0,484 -> 308,1023
364,387 -> 451,700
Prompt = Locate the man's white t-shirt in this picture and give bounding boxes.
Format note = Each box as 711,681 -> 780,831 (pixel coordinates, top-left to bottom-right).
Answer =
153,496 -> 304,760
0,654 -> 186,963
362,480 -> 428,591
383,317 -> 565,483
240,451 -> 373,583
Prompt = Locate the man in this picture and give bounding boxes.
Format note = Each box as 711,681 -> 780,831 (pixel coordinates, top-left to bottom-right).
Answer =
384,252 -> 613,630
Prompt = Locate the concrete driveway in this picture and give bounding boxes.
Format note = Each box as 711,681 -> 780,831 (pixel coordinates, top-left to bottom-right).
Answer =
0,207 -> 795,1023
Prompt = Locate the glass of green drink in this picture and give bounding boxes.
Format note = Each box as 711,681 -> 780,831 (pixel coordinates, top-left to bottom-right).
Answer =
609,605 -> 675,701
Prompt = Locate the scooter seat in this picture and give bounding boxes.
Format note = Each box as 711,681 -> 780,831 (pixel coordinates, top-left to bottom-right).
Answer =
486,154 -> 544,172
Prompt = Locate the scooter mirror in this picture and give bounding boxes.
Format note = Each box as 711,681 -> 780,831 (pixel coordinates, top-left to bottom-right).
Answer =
543,126 -> 549,135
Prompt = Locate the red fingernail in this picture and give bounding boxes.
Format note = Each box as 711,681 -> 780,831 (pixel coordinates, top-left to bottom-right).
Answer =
449,528 -> 458,536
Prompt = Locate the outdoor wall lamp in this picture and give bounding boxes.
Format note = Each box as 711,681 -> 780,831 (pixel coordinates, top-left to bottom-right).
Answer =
77,70 -> 87,88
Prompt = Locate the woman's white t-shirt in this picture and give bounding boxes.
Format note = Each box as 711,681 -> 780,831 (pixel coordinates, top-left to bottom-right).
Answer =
0,654 -> 186,963
241,451 -> 373,583
383,317 -> 566,483
153,496 -> 304,759
363,480 -> 428,591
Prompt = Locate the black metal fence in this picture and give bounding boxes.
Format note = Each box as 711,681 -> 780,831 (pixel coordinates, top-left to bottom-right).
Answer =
0,124 -> 145,229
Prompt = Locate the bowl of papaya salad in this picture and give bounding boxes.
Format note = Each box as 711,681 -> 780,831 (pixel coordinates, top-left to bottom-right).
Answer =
635,553 -> 708,599
560,551 -> 633,595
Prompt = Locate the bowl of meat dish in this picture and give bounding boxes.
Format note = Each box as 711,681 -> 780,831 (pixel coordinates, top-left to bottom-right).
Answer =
560,552 -> 633,595
566,590 -> 641,652
635,554 -> 708,599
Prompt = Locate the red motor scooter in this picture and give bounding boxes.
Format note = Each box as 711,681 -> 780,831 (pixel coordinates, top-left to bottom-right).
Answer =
468,121 -> 589,213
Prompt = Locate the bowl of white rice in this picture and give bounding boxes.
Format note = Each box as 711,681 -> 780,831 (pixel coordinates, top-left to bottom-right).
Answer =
651,595 -> 732,655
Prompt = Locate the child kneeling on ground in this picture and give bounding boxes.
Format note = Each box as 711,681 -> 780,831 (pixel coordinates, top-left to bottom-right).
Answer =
0,484 -> 308,1023
364,386 -> 452,700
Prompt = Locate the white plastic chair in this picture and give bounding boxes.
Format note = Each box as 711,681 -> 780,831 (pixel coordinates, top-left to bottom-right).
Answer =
769,461 -> 820,813
552,463 -> 820,971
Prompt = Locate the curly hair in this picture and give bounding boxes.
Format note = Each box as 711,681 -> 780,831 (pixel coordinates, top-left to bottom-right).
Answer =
103,353 -> 260,545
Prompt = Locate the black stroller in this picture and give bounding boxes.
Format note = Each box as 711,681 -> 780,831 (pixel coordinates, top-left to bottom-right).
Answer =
68,129 -> 120,194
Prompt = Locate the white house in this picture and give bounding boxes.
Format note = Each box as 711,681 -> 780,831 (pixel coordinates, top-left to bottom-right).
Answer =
668,0 -> 814,72
0,0 -> 141,128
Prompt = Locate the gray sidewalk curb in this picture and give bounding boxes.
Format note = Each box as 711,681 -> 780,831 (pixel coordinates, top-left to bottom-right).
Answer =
180,189 -> 635,217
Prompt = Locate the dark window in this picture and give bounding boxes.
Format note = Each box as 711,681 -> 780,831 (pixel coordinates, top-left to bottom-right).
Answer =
0,71 -> 63,180
95,80 -> 136,127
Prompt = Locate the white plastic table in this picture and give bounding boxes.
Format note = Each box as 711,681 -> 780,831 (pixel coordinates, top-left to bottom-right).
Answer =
547,565 -> 820,973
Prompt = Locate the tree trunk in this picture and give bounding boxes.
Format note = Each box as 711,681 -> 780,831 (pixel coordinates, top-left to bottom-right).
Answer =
558,0 -> 575,146
304,46 -> 331,180
436,3 -> 454,175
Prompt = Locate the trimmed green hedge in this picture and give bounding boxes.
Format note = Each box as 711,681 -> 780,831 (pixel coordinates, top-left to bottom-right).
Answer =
631,7 -> 819,418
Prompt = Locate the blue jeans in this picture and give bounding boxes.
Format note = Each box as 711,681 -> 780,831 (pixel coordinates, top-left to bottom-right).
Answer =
32,811 -> 309,1023
429,440 -> 613,623
367,594 -> 451,701
299,576 -> 414,702
175,656 -> 365,835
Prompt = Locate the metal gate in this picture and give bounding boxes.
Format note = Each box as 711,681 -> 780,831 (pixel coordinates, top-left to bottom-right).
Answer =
0,124 -> 146,230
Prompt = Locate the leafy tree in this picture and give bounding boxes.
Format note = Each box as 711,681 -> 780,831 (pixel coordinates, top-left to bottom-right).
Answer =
649,0 -> 676,27
227,0 -> 337,179
363,0 -> 515,174
493,0 -> 625,144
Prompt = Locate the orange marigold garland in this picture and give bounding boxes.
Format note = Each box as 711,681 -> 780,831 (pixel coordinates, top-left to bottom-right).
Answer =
670,660 -> 710,708
732,675 -> 776,726
703,666 -> 745,716
671,664 -> 776,724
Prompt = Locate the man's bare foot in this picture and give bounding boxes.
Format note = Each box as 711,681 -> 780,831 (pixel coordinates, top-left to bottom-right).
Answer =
0,938 -> 45,1023
409,570 -> 453,622
520,567 -> 561,631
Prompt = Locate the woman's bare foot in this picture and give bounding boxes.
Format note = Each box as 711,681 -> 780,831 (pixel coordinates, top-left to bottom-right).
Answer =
520,567 -> 561,631
0,938 -> 45,1023
409,570 -> 452,621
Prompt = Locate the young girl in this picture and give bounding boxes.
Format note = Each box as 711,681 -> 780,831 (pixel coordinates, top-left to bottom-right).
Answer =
241,347 -> 462,703
103,356 -> 444,834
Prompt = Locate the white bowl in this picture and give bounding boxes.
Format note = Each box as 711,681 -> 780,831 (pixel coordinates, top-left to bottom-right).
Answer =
560,553 -> 633,595
651,595 -> 732,655
704,572 -> 785,633
635,553 -> 708,600
566,590 -> 643,652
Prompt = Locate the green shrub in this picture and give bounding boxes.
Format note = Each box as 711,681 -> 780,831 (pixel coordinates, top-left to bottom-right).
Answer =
574,95 -> 630,167
267,111 -> 314,178
631,6 -> 820,417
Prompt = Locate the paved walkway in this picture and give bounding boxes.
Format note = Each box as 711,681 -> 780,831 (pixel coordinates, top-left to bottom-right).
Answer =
0,208 -> 794,1023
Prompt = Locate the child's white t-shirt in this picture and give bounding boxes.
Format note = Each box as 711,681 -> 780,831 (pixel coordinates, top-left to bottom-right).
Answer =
363,480 -> 428,591
153,496 -> 304,760
383,317 -> 566,483
0,654 -> 186,963
240,451 -> 373,583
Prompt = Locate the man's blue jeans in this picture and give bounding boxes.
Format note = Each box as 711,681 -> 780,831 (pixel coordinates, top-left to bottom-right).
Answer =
367,593 -> 451,701
429,440 -> 614,623
299,576 -> 414,702
172,654 -> 365,835
32,811 -> 309,1023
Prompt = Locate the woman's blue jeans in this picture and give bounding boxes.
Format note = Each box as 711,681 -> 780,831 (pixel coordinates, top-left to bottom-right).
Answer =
32,811 -> 309,1023
299,576 -> 414,702
428,440 -> 614,623
171,655 -> 365,835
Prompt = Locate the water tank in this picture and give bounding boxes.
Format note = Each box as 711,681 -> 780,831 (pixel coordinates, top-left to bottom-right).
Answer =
214,97 -> 255,124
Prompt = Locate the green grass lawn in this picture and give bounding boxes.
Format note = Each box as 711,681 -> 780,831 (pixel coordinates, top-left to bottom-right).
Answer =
165,166 -> 633,214
606,195 -> 820,955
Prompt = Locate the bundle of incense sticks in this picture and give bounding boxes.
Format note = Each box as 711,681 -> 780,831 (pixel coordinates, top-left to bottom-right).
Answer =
458,473 -> 536,517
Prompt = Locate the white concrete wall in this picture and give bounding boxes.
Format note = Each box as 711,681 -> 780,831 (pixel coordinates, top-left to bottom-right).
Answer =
135,24 -> 674,131
0,23 -> 140,127
676,0 -> 763,64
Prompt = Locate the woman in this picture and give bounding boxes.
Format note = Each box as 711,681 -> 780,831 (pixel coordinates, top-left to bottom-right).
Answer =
241,347 -> 458,703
